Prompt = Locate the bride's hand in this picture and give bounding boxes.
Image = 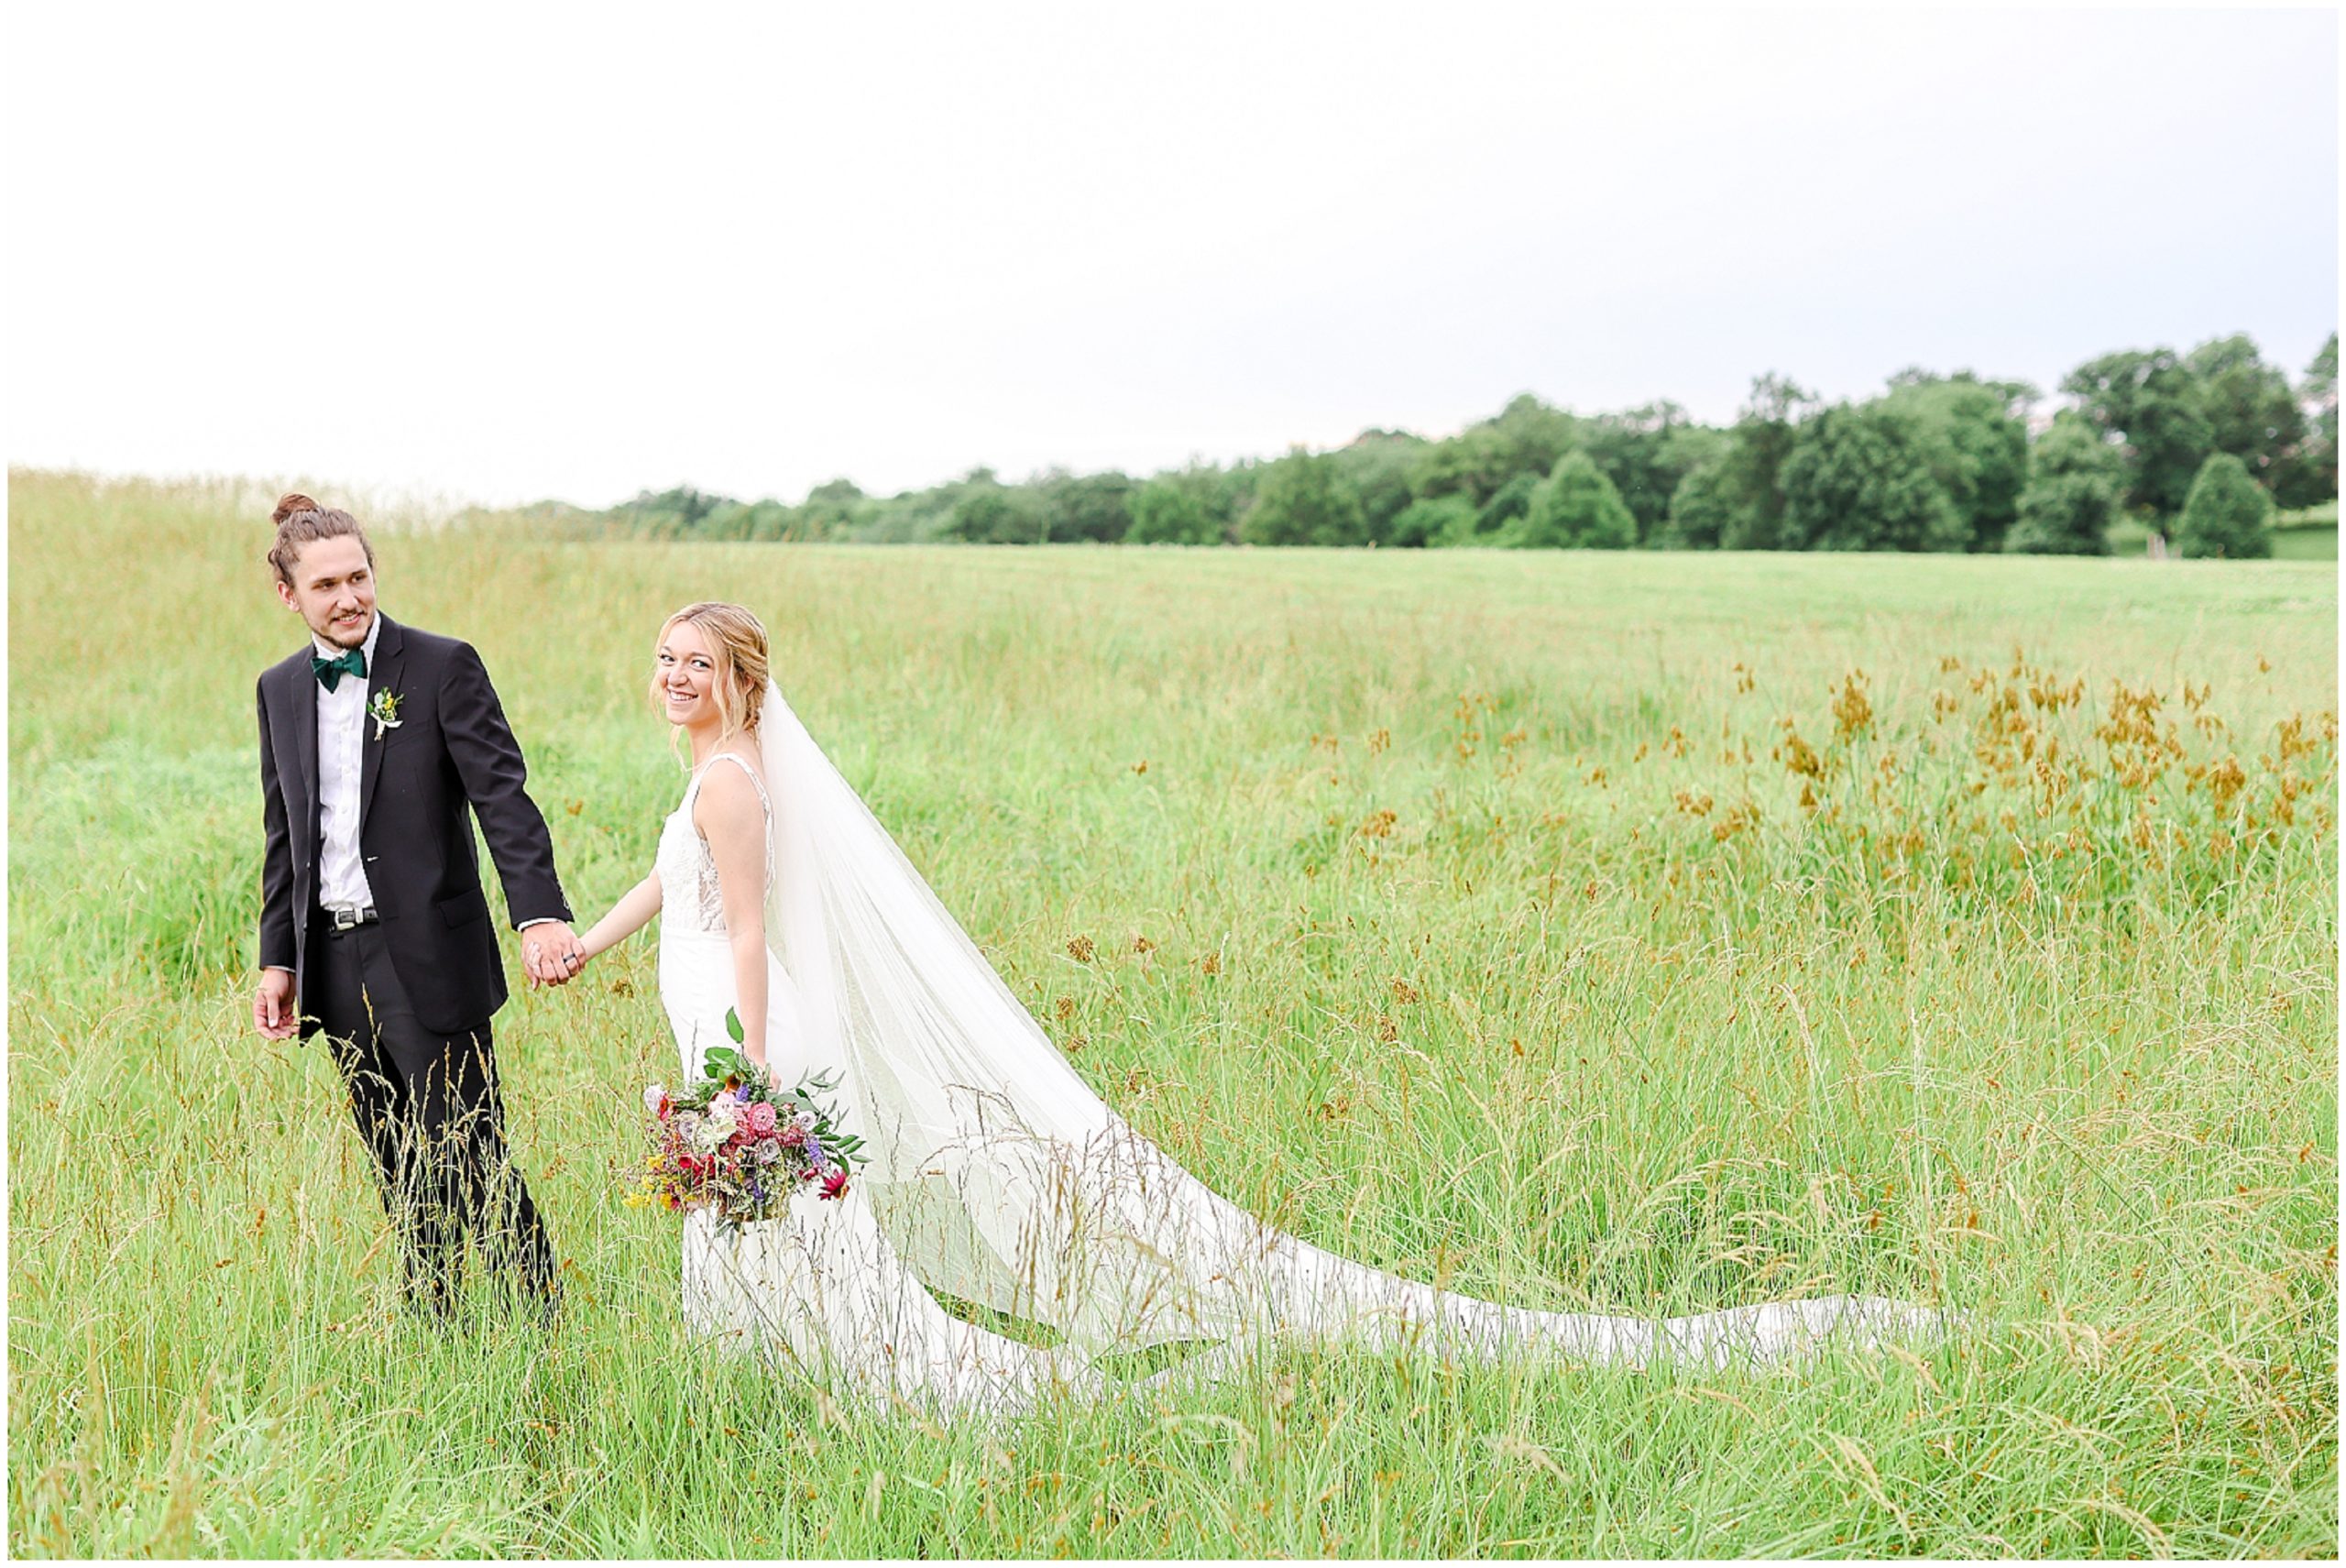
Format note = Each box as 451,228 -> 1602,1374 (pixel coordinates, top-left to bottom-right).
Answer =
575,872 -> 663,969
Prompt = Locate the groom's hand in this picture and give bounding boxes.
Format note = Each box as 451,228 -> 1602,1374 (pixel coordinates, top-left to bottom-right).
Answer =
524,922 -> 587,987
254,969 -> 297,1039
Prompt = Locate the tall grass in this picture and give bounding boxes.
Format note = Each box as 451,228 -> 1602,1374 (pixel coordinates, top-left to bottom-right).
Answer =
8,469 -> 2336,1556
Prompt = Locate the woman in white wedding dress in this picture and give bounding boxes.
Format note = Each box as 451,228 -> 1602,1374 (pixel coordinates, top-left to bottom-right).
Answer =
577,604 -> 1107,1418
578,602 -> 1947,1422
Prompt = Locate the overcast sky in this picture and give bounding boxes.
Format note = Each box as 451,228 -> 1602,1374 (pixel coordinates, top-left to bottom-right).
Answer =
5,4 -> 2336,510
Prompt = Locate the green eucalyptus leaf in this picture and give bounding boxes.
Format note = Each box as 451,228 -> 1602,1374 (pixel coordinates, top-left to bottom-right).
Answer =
725,1006 -> 745,1044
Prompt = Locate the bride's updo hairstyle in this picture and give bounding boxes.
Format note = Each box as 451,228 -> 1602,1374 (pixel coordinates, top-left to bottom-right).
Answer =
652,601 -> 770,739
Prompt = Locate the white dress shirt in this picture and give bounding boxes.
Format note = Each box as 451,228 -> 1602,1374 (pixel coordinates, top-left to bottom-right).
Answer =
313,613 -> 382,914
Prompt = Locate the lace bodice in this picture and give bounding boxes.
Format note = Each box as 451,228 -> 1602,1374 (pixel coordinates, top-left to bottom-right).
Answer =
654,752 -> 774,938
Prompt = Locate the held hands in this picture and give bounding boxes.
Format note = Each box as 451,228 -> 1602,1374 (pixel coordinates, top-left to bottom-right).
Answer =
524,922 -> 589,988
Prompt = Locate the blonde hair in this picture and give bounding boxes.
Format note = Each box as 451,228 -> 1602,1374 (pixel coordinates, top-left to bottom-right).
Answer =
652,601 -> 770,744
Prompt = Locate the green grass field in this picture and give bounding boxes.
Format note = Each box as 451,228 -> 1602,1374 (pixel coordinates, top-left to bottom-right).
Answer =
2107,510 -> 2337,562
9,470 -> 2338,1557
2274,525 -> 2339,563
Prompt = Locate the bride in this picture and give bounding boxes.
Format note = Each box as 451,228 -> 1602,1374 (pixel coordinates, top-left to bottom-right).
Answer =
574,601 -> 1946,1420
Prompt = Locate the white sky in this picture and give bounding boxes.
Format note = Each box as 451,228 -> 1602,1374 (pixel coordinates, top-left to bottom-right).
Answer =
5,3 -> 2337,510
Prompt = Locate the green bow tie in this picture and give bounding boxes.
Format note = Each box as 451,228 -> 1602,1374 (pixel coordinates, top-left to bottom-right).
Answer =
311,648 -> 367,692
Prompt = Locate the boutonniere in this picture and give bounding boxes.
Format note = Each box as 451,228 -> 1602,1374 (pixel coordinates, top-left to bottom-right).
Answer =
368,688 -> 405,740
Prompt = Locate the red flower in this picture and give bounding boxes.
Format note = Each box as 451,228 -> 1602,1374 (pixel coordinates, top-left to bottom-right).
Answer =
819,1167 -> 850,1201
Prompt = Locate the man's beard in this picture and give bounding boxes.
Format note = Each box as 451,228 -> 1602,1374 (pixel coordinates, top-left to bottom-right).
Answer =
317,609 -> 373,649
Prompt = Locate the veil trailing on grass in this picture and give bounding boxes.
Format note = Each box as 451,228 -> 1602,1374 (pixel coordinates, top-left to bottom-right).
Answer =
754,680 -> 1943,1378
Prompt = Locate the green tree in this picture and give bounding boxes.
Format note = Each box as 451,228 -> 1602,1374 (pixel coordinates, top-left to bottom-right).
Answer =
1409,394 -> 1581,505
1431,504 -> 1496,547
1388,494 -> 1473,548
1331,431 -> 1427,544
2060,348 -> 2214,518
870,467 -> 1004,543
1218,459 -> 1265,532
2187,334 -> 2306,492
1239,447 -> 1370,547
1473,471 -> 1540,538
1507,451 -> 1636,549
796,478 -> 871,541
2005,412 -> 2121,555
1036,468 -> 1135,543
1579,401 -> 1717,543
1714,373 -> 1814,549
739,500 -> 796,541
1880,373 -> 2032,551
2174,452 -> 2275,559
613,486 -> 729,539
2272,333 -> 2339,508
1779,403 -> 1966,552
699,499 -> 757,541
948,472 -> 1054,544
865,481 -> 967,543
1662,457 -> 1738,548
1128,466 -> 1231,545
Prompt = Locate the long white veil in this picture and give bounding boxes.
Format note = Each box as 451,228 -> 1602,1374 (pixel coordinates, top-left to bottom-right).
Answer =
756,680 -> 1943,1371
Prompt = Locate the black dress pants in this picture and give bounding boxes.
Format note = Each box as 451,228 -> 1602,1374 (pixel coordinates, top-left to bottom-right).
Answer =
308,914 -> 556,1314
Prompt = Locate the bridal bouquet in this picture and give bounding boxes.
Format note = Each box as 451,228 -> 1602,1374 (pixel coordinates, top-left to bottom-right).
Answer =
627,1032 -> 866,1225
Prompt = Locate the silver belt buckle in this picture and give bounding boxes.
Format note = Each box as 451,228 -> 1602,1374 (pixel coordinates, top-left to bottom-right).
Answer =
329,905 -> 376,931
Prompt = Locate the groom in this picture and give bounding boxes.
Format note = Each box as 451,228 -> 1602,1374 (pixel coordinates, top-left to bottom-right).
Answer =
251,494 -> 585,1320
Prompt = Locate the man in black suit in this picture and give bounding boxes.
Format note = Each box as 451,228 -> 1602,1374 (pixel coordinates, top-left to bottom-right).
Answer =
253,495 -> 585,1319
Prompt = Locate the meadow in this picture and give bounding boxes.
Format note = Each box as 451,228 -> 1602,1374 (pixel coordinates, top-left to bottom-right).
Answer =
8,469 -> 2337,1557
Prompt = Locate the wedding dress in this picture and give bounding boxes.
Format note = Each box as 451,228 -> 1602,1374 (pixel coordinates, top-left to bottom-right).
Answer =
658,751 -> 1111,1418
654,686 -> 1946,1421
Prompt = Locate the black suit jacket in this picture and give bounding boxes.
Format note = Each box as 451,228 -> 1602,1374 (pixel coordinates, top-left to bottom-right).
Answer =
258,614 -> 572,1037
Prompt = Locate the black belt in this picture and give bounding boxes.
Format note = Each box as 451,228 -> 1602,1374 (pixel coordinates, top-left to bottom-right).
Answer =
320,904 -> 379,932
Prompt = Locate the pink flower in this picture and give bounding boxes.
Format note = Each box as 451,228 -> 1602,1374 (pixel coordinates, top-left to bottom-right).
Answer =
643,1083 -> 669,1118
779,1124 -> 807,1149
819,1167 -> 850,1201
743,1101 -> 779,1138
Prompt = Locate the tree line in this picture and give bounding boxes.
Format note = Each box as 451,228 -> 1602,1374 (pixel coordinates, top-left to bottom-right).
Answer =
592,332 -> 2336,557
